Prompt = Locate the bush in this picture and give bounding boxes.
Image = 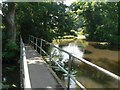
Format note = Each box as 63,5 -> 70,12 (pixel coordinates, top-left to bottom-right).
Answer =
3,40 -> 19,62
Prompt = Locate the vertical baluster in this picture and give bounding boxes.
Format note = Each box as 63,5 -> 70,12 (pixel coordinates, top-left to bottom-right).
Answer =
36,38 -> 37,51
67,55 -> 72,90
40,39 -> 42,56
31,36 -> 33,46
28,35 -> 30,44
29,35 -> 31,45
49,44 -> 52,64
33,36 -> 34,48
20,36 -> 22,88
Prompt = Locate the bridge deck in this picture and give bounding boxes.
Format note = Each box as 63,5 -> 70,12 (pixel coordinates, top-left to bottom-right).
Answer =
25,45 -> 63,89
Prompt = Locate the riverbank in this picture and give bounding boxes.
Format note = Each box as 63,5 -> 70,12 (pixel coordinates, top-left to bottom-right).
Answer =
83,41 -> 119,75
51,37 -> 119,88
52,37 -> 119,76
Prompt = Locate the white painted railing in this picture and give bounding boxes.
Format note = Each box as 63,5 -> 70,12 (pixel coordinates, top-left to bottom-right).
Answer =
20,36 -> 31,89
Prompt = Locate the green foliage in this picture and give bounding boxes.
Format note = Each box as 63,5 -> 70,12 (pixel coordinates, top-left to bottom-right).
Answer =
3,40 -> 19,61
16,2 -> 74,42
70,2 -> 118,45
2,2 -> 75,61
2,2 -> 20,62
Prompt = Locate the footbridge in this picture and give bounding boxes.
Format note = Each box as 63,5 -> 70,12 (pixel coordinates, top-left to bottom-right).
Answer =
20,35 -> 120,90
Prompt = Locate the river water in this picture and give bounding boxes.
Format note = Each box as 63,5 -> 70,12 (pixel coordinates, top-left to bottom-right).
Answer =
50,38 -> 119,89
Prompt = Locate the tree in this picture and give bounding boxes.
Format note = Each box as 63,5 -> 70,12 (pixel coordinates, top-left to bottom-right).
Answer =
70,1 -> 119,45
6,2 -> 16,43
16,2 -> 75,42
2,2 -> 19,61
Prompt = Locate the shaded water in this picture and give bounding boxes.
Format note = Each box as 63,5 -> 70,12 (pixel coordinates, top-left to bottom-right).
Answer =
50,39 -> 119,89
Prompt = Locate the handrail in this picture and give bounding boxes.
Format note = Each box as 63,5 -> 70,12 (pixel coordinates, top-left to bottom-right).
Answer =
20,36 -> 31,89
29,35 -> 120,89
42,39 -> 120,81
29,35 -> 86,90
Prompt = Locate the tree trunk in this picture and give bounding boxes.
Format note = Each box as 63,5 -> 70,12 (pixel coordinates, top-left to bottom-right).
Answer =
6,2 -> 16,43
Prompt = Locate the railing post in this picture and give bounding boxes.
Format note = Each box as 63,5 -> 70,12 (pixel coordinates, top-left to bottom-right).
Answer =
36,38 -> 37,51
33,36 -> 34,48
20,36 -> 23,88
67,55 -> 72,90
31,36 -> 33,45
49,44 -> 52,64
40,39 -> 42,56
29,35 -> 30,45
29,35 -> 31,45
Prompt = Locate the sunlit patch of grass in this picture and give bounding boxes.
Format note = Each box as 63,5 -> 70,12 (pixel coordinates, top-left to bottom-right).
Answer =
57,35 -> 76,39
62,35 -> 76,39
91,43 -> 107,49
99,42 -> 109,45
52,38 -> 75,45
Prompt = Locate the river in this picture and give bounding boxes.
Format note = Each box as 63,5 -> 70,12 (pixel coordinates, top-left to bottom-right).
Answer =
50,38 -> 119,89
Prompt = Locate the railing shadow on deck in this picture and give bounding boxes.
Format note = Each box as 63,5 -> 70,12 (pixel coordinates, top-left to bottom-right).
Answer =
20,38 -> 65,89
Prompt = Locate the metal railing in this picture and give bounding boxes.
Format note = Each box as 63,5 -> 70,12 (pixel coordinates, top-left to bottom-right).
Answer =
29,35 -> 120,90
20,36 -> 31,89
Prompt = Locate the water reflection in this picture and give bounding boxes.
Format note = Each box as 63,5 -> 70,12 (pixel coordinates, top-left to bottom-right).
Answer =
51,42 -> 84,63
62,42 -> 84,58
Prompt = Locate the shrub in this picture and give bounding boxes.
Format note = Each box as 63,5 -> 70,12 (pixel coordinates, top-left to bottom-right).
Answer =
3,40 -> 19,62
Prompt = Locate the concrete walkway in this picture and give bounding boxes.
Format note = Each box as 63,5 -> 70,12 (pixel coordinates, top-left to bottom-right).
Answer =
25,45 -> 63,89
